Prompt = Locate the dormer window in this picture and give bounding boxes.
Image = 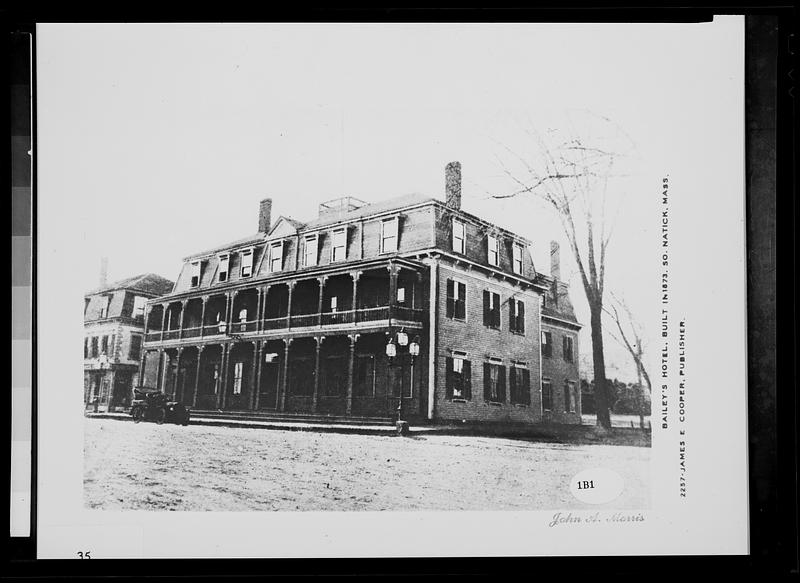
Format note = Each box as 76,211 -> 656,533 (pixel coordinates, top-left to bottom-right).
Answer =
132,295 -> 146,321
452,219 -> 465,254
381,217 -> 398,254
304,234 -> 319,267
218,254 -> 229,282
269,241 -> 284,273
331,228 -> 347,262
487,235 -> 499,266
190,261 -> 202,287
240,248 -> 253,278
99,295 -> 111,318
512,243 -> 524,275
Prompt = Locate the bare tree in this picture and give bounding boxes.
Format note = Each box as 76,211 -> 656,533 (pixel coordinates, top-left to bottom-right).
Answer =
493,111 -> 635,430
604,292 -> 652,428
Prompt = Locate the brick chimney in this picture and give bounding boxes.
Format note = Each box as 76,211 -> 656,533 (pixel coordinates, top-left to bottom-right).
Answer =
99,256 -> 108,288
258,198 -> 272,233
550,240 -> 561,281
445,161 -> 461,210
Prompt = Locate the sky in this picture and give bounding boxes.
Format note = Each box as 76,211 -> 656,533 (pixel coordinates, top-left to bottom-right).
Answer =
38,20 -> 743,383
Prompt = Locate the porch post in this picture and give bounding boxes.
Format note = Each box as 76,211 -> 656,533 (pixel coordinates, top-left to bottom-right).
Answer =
351,271 -> 361,314
286,281 -> 295,327
178,300 -> 187,339
253,341 -> 264,410
160,304 -> 168,342
172,347 -> 183,401
388,263 -> 399,320
200,296 -> 209,337
226,291 -> 236,326
137,349 -> 147,386
192,346 -> 204,408
143,305 -> 150,335
156,348 -> 165,392
346,334 -> 357,416
255,288 -> 263,332
312,336 -> 323,413
249,340 -> 260,410
317,276 -> 327,326
259,285 -> 271,331
217,343 -> 229,409
279,338 -> 292,411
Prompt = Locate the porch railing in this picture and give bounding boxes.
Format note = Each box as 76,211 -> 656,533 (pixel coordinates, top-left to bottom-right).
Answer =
145,304 -> 425,341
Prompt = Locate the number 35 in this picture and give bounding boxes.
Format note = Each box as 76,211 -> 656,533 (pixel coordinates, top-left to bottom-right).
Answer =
77,551 -> 91,559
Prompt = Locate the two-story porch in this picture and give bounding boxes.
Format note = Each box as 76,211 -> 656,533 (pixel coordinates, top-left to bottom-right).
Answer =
139,258 -> 429,420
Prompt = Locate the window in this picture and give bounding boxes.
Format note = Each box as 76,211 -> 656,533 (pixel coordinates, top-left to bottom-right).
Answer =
129,335 -> 142,360
512,243 -> 524,275
446,279 -> 466,320
240,248 -> 253,277
269,241 -> 284,272
109,334 -> 115,356
101,335 -> 108,355
563,336 -> 574,363
542,330 -> 553,357
84,298 -> 90,315
452,219 -> 465,254
381,217 -> 398,253
99,295 -> 111,318
331,228 -> 347,262
483,290 -> 500,328
542,379 -> 553,411
397,287 -> 406,304
233,362 -> 244,395
132,295 -> 147,321
510,299 -> 525,333
91,337 -> 98,358
446,355 -> 471,400
190,261 -> 202,287
218,254 -> 229,282
510,364 -> 531,405
564,381 -> 576,413
304,234 -> 318,267
84,337 -> 89,359
330,296 -> 338,312
483,360 -> 506,403
487,235 -> 499,266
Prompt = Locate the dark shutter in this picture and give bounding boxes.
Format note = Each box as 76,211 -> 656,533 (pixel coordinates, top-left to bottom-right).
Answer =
518,301 -> 525,333
498,365 -> 506,402
457,283 -> 466,319
445,357 -> 453,399
509,366 -> 518,403
462,360 -> 472,400
493,293 -> 500,327
522,368 -> 531,404
564,383 -> 570,412
563,336 -> 569,360
509,301 -> 515,332
446,279 -> 454,318
483,291 -> 490,326
483,362 -> 491,401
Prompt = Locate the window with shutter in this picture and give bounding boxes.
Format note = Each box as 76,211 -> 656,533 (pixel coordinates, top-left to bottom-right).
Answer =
542,379 -> 553,411
240,248 -> 254,277
216,254 -> 229,282
462,360 -> 471,400
509,365 -> 518,403
446,279 -> 455,318
487,235 -> 499,266
563,336 -> 574,362
331,228 -> 347,262
452,219 -> 465,254
483,291 -> 490,326
381,217 -> 398,253
304,234 -> 318,267
269,241 -> 283,273
542,331 -> 552,357
456,282 -> 466,319
191,261 -> 202,287
512,243 -> 524,275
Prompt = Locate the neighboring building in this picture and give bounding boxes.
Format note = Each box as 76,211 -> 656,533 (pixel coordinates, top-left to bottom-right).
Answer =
84,271 -> 174,412
139,162 -> 582,424
539,241 -> 582,424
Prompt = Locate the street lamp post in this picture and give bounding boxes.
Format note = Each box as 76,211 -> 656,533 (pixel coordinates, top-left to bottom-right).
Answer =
385,328 -> 420,436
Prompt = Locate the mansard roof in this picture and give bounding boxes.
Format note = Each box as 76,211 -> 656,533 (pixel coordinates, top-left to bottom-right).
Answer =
85,273 -> 174,297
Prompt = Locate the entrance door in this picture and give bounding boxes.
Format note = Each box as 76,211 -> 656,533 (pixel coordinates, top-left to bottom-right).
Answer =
259,362 -> 280,410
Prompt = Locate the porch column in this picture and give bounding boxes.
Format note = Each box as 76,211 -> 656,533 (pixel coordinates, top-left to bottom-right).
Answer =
156,348 -> 165,392
249,341 -> 260,410
178,300 -> 188,339
192,346 -> 204,408
252,341 -> 265,410
217,343 -> 229,409
346,334 -> 357,416
388,263 -> 399,319
160,304 -> 168,342
317,276 -> 327,326
143,305 -> 151,335
312,336 -> 323,413
226,291 -> 236,326
351,271 -> 361,313
259,285 -> 271,331
255,287 -> 264,332
172,347 -> 184,401
286,282 -> 295,327
199,296 -> 208,338
279,338 -> 292,411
